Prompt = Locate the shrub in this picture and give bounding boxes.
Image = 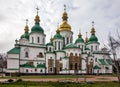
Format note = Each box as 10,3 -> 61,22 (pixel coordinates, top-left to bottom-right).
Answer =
16,79 -> 22,82
8,79 -> 14,82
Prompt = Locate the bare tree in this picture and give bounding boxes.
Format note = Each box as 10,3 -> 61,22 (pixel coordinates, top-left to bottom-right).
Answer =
0,53 -> 7,73
108,33 -> 120,83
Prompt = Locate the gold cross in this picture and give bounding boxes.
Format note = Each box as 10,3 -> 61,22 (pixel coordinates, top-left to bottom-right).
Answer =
64,4 -> 66,12
36,7 -> 39,15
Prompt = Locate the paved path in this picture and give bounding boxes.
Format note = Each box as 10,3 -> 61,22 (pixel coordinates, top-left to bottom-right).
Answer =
0,76 -> 118,82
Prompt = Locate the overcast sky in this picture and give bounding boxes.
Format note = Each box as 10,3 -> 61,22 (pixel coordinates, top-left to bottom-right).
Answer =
0,0 -> 120,53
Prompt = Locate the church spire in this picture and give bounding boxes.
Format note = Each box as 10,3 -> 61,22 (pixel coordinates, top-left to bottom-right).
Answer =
34,7 -> 40,24
91,21 -> 95,35
78,30 -> 82,38
85,32 -> 88,43
24,19 -> 29,33
59,5 -> 71,31
62,4 -> 68,21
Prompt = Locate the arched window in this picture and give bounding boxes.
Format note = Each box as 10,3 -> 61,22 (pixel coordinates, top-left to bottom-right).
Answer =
70,53 -> 73,56
60,67 -> 62,71
43,38 -> 45,44
39,52 -> 43,58
70,64 -> 73,70
58,41 -> 60,50
35,68 -> 37,72
55,42 -> 56,50
40,69 -> 43,72
60,57 -> 62,61
95,58 -> 97,62
49,47 -> 51,51
67,37 -> 69,44
91,46 -> 93,51
96,46 -> 97,50
26,69 -> 28,72
75,63 -> 78,70
32,37 -> 34,43
37,37 -> 40,43
50,68 -> 52,71
82,45 -> 83,51
75,53 -> 77,56
25,52 -> 29,57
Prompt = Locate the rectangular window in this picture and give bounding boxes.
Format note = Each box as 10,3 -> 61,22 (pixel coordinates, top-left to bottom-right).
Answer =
38,37 -> 40,43
91,46 -> 93,51
32,37 -> 34,43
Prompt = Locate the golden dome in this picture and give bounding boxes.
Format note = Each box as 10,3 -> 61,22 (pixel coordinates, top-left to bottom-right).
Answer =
24,19 -> 29,32
58,5 -> 71,32
59,21 -> 71,31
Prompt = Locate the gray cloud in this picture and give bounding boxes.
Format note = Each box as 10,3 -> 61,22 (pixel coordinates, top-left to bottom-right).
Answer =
0,0 -> 120,53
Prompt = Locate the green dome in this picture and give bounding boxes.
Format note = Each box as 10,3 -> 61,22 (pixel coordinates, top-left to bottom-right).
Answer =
64,43 -> 78,49
89,34 -> 98,42
53,33 -> 63,39
75,37 -> 84,44
21,32 -> 29,40
31,23 -> 44,33
46,42 -> 53,46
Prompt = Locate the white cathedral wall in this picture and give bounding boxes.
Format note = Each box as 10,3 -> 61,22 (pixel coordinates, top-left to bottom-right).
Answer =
7,54 -> 19,73
60,31 -> 73,44
20,68 -> 45,73
7,59 -> 19,71
56,52 -> 65,60
64,48 -> 81,56
29,33 -> 46,44
8,54 -> 19,59
87,43 -> 99,51
20,46 -> 45,60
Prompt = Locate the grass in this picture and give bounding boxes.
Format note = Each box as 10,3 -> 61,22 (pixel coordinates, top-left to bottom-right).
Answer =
0,75 -> 93,79
0,81 -> 120,87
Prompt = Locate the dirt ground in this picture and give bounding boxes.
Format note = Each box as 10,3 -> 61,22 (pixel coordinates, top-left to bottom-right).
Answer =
0,75 -> 118,82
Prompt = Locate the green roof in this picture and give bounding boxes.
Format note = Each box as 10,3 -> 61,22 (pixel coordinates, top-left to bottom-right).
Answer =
46,42 -> 53,46
75,37 -> 84,44
106,59 -> 112,65
64,43 -> 78,49
88,34 -> 98,43
98,59 -> 106,65
93,65 -> 101,69
31,23 -> 44,33
84,46 -> 90,50
20,63 -> 35,68
7,47 -> 20,54
37,64 -> 45,68
63,56 -> 69,59
53,33 -> 63,39
21,32 -> 29,40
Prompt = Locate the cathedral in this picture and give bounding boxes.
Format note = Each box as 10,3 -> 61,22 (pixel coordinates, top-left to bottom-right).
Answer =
6,6 -> 112,75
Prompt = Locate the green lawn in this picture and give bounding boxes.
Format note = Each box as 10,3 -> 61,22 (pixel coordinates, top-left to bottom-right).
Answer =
0,75 -> 92,79
0,81 -> 120,87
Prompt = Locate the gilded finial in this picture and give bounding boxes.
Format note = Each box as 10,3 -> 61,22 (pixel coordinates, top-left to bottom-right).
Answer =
34,7 -> 40,24
56,29 -> 60,34
50,33 -> 53,42
78,29 -> 82,38
85,32 -> 88,43
62,4 -> 68,21
24,19 -> 29,32
91,21 -> 95,34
